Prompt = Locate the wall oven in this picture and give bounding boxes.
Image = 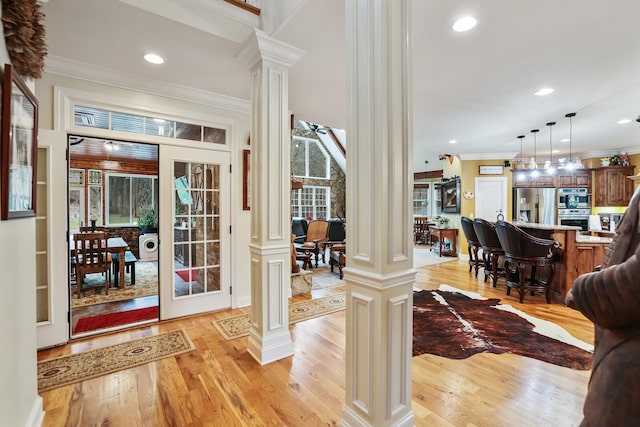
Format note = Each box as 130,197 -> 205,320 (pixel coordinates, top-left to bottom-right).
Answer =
558,208 -> 591,231
557,188 -> 591,209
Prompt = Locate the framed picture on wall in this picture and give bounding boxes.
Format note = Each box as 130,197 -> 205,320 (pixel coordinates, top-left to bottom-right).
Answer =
1,63 -> 39,220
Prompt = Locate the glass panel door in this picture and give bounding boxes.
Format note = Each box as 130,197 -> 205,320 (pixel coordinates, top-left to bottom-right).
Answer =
159,145 -> 230,319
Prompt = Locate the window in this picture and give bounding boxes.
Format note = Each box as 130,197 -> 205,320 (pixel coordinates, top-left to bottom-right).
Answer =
291,137 -> 330,179
413,184 -> 429,216
73,105 -> 226,145
106,173 -> 158,225
291,186 -> 330,219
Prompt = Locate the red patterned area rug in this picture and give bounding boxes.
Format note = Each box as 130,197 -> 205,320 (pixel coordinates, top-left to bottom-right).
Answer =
413,285 -> 594,370
73,306 -> 159,334
38,329 -> 195,392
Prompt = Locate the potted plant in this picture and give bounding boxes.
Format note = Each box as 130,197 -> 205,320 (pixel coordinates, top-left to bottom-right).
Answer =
138,207 -> 158,234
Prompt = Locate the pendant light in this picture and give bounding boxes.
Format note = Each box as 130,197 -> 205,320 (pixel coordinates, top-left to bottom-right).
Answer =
517,134 -> 526,181
546,121 -> 556,174
530,129 -> 539,178
565,112 -> 576,171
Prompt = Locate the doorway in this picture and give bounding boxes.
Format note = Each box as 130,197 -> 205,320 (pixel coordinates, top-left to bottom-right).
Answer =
68,136 -> 160,336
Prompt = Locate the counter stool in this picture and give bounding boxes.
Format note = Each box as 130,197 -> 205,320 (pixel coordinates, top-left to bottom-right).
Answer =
473,218 -> 506,287
495,221 -> 557,303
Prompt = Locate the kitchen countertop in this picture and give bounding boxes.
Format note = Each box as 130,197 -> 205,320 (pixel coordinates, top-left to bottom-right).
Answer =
512,221 -> 582,231
576,233 -> 613,244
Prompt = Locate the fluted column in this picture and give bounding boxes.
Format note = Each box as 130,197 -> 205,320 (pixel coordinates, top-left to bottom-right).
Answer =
342,1 -> 415,426
236,29 -> 304,365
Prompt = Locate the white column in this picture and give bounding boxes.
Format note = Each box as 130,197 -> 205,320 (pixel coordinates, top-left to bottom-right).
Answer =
342,1 -> 415,426
236,29 -> 304,365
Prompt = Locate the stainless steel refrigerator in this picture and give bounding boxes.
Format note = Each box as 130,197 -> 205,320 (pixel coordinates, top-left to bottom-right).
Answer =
512,187 -> 556,225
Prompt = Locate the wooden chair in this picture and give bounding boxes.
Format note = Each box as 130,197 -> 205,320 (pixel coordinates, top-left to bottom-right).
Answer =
472,218 -> 506,287
329,243 -> 346,279
495,221 -> 557,303
460,216 -> 484,277
325,219 -> 346,255
73,232 -> 111,298
295,219 -> 329,267
413,216 -> 430,245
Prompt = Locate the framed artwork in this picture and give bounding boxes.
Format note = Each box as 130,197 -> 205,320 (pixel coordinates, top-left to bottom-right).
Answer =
88,169 -> 102,185
1,63 -> 39,220
69,168 -> 84,186
441,178 -> 460,213
243,149 -> 250,210
479,165 -> 504,175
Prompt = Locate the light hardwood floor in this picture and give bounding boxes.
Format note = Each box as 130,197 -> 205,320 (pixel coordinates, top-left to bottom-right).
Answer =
39,258 -> 593,427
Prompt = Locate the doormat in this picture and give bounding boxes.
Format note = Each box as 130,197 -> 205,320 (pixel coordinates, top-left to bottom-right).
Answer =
38,329 -> 195,392
73,306 -> 159,334
413,285 -> 594,370
213,292 -> 346,340
175,270 -> 194,282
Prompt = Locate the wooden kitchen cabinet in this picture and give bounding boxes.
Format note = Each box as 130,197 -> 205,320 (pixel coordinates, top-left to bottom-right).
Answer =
575,243 -> 607,278
594,166 -> 635,206
556,169 -> 592,188
511,171 -> 555,187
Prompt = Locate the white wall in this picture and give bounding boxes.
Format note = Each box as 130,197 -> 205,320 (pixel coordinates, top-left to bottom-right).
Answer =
34,73 -> 253,308
0,4 -> 44,427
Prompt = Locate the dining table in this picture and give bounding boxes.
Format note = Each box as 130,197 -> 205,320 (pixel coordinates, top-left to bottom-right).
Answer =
107,237 -> 128,289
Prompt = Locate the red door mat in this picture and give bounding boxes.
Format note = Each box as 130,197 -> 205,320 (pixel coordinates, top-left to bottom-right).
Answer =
73,306 -> 159,334
176,270 -> 194,282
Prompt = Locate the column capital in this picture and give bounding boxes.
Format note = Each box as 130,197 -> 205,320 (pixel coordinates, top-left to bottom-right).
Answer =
236,29 -> 305,70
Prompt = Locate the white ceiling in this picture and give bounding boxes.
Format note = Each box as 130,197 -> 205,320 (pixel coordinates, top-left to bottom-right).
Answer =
42,0 -> 640,171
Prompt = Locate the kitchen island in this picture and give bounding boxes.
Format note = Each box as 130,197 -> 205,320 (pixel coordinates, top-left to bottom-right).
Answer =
512,222 -> 611,303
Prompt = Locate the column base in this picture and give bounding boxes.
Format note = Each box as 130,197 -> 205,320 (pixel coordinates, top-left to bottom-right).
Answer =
341,405 -> 415,427
247,326 -> 294,365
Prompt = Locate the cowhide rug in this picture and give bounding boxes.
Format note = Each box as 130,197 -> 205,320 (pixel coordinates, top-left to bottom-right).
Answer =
413,285 -> 594,370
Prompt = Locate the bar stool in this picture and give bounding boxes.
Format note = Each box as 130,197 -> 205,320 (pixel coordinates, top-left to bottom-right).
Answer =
472,218 -> 506,287
495,221 -> 557,303
461,216 -> 485,277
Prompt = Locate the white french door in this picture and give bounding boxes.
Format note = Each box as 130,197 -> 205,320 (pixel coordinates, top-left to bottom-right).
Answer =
37,129 -> 70,349
159,146 -> 231,320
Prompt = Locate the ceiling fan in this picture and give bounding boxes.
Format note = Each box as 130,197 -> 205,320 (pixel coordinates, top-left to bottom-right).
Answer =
307,122 -> 331,134
69,136 -> 85,146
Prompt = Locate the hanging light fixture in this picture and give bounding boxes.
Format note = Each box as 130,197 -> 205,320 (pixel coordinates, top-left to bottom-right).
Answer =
565,112 -> 576,171
517,134 -> 526,181
530,129 -> 540,178
546,121 -> 556,174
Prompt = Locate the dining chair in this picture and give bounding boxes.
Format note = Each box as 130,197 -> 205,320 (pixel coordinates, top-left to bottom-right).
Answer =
73,232 -> 111,298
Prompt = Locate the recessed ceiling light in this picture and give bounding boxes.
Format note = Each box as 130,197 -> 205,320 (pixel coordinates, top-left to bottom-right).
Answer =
534,88 -> 554,96
452,16 -> 477,32
617,118 -> 632,124
448,139 -> 458,144
144,53 -> 164,64
560,138 -> 570,143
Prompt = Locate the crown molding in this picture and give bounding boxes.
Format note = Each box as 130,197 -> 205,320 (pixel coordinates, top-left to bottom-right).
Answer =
458,152 -> 519,161
44,55 -> 250,114
237,29 -> 305,70
581,147 -> 640,158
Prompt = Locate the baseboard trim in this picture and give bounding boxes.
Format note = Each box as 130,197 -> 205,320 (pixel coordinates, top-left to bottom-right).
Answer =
25,395 -> 44,427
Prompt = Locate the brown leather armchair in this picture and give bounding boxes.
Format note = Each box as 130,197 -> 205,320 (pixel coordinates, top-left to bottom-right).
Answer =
461,216 -> 485,277
495,221 -> 557,303
294,220 -> 329,267
472,218 -> 506,287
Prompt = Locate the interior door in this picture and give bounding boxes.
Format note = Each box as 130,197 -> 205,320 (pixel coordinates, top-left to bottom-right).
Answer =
159,146 -> 231,319
475,177 -> 508,221
37,129 -> 70,349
